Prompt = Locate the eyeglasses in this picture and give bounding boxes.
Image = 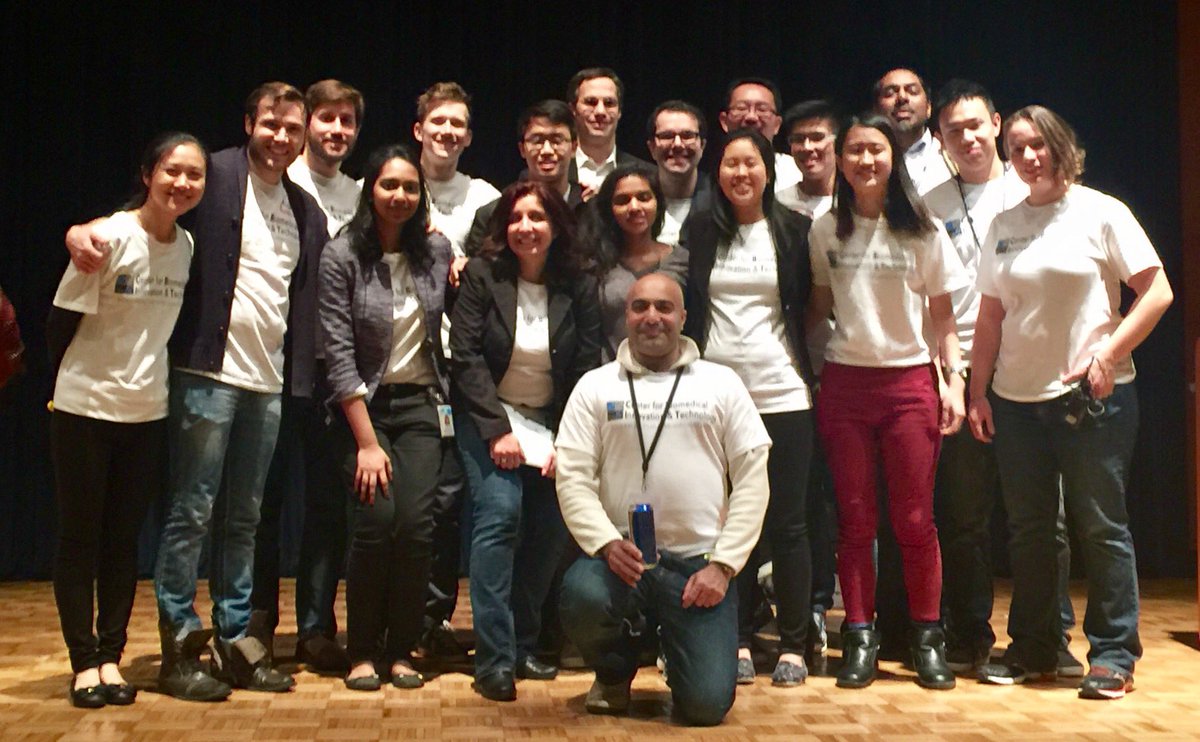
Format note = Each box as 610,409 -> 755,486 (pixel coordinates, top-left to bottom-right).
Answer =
523,134 -> 571,150
728,101 -> 777,117
787,132 -> 830,145
653,130 -> 701,144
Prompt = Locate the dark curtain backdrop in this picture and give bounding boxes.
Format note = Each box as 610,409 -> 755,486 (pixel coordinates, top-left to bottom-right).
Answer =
1,1 -> 1187,579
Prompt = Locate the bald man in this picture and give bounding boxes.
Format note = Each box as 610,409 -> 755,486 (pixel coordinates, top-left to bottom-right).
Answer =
554,273 -> 771,725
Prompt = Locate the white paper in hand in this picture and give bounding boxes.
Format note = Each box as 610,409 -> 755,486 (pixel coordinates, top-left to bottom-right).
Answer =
501,402 -> 554,469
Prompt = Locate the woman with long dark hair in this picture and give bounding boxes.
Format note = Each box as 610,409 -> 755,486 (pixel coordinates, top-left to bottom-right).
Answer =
48,132 -> 207,707
585,163 -> 686,361
681,128 -> 816,687
450,180 -> 600,701
970,106 -> 1171,699
806,114 -> 966,690
318,143 -> 453,691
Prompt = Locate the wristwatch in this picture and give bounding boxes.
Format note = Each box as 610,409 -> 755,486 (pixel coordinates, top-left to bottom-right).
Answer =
712,561 -> 735,580
942,361 -> 968,383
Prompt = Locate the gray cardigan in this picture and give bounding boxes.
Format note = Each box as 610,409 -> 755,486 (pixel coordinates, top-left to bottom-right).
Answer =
318,232 -> 453,405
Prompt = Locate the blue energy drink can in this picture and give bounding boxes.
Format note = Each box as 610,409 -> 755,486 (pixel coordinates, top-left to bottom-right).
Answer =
628,503 -> 658,568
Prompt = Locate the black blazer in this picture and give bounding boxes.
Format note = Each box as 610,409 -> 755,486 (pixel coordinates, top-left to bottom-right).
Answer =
449,254 -> 601,441
171,147 -> 329,398
681,201 -> 816,384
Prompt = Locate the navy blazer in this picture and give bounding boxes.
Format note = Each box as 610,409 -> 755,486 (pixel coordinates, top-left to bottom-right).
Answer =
171,147 -> 329,398
680,201 -> 816,385
318,232 -> 453,406
449,254 -> 601,441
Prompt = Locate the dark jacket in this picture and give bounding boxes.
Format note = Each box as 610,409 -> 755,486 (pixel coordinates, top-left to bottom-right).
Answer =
170,147 -> 329,398
681,201 -> 816,384
449,254 -> 601,440
318,232 -> 453,406
462,182 -> 585,258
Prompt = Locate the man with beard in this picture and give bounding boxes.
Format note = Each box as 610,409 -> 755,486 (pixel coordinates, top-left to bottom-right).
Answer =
251,79 -> 365,676
66,82 -> 329,700
644,100 -> 710,246
872,68 -> 951,196
556,273 -> 771,725
566,67 -> 650,199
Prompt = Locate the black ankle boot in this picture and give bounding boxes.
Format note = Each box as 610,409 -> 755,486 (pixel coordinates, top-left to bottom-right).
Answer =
911,625 -> 956,690
158,623 -> 232,702
836,627 -> 880,688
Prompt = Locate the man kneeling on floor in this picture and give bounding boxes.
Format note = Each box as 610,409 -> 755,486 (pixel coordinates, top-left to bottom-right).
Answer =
555,273 -> 771,726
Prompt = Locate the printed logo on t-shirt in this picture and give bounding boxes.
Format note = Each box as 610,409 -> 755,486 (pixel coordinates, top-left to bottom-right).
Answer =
825,250 -> 907,273
604,398 -> 715,425
113,272 -> 187,300
996,235 -> 1033,255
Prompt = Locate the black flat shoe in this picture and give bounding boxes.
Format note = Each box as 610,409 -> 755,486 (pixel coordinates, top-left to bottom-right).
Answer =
344,673 -> 383,691
390,671 -> 425,689
472,670 -> 516,702
69,677 -> 106,709
102,682 -> 137,705
515,656 -> 558,680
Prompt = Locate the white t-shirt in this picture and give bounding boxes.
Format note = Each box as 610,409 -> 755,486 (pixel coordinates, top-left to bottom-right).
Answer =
286,158 -> 360,237
775,187 -> 832,221
658,197 -> 692,247
195,171 -> 300,393
575,146 -> 619,191
496,279 -> 553,409
977,184 -> 1162,402
556,358 -> 771,558
922,168 -> 1028,363
427,172 -> 501,258
810,212 -> 969,367
379,253 -> 436,386
53,211 -> 192,422
704,219 -> 811,413
904,128 -> 953,197
774,151 -> 803,194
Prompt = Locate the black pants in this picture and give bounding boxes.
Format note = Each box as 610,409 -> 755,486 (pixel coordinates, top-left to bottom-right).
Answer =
423,440 -> 467,630
51,411 -> 164,673
336,385 -> 441,665
808,437 -> 838,613
736,409 -> 814,655
251,394 -> 345,638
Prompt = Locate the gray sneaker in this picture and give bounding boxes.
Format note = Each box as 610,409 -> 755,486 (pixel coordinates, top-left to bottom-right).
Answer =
585,677 -> 631,715
1057,646 -> 1085,677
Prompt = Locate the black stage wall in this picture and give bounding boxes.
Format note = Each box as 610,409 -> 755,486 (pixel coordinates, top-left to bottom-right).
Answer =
0,1 -> 1187,578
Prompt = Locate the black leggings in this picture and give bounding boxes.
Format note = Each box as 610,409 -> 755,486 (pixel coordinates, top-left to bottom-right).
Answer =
51,411 -> 164,673
336,386 -> 442,666
736,409 -> 814,655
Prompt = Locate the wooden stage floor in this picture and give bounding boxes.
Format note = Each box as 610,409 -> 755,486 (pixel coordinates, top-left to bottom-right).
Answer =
1,578 -> 1197,740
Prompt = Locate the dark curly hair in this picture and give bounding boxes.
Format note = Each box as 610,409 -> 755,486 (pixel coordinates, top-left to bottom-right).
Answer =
478,180 -> 585,283
344,143 -> 434,271
581,164 -> 665,275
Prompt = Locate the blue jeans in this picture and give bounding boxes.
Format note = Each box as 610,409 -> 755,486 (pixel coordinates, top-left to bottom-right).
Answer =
561,553 -> 737,727
455,413 -> 567,680
155,372 -> 282,642
990,383 -> 1142,673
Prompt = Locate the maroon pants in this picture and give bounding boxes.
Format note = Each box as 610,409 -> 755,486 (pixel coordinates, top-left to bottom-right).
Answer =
816,362 -> 943,625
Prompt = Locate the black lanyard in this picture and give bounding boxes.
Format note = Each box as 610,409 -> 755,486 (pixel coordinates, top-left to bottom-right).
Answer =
627,367 -> 684,487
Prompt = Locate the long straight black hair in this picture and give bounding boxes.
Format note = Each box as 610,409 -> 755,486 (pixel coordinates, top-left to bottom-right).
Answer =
711,127 -> 777,245
344,143 -> 434,271
833,114 -> 932,241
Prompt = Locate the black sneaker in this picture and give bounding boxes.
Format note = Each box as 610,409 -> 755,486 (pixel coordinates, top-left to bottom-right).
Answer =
978,660 -> 1056,685
946,644 -> 991,674
1079,666 -> 1133,700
